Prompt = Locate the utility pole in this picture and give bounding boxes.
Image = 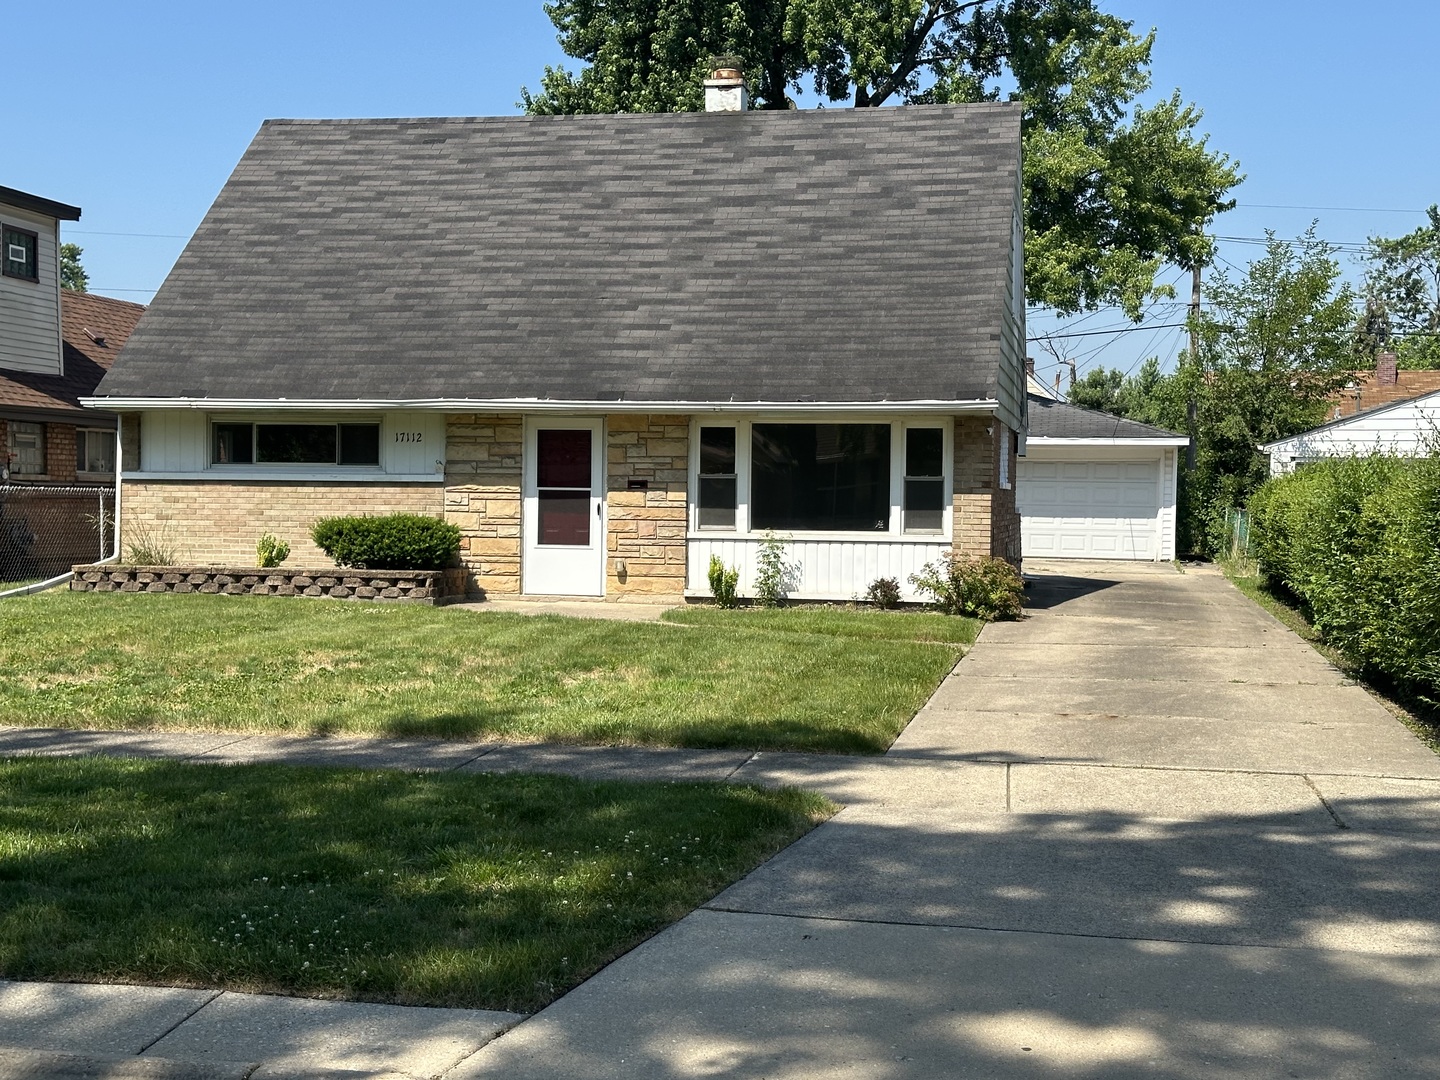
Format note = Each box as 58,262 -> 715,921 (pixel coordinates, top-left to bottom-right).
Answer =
1186,261 -> 1201,471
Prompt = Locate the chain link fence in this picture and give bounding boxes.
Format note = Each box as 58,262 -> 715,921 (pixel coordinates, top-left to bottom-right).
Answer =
0,485 -> 115,593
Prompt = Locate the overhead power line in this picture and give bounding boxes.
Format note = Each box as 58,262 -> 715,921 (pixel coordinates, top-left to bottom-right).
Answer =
1027,321 -> 1190,342
1236,202 -> 1428,215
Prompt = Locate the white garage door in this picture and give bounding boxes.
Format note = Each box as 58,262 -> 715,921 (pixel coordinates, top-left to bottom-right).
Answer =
1018,459 -> 1160,560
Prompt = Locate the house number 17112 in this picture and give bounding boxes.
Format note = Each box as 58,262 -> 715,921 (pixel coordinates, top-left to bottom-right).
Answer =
394,432 -> 423,443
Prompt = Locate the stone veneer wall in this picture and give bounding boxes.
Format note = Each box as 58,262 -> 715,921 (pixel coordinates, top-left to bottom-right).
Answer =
952,416 -> 1022,565
120,481 -> 443,565
606,415 -> 688,599
444,415 -> 522,595
71,565 -> 466,604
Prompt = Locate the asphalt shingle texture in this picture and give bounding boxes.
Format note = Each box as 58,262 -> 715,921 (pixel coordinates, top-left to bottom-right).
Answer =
1027,394 -> 1184,440
96,106 -> 1021,405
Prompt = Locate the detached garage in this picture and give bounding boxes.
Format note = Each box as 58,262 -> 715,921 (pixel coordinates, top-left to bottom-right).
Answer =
1018,395 -> 1189,561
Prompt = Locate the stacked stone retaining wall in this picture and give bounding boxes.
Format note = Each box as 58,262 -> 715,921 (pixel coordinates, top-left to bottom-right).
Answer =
70,565 -> 468,604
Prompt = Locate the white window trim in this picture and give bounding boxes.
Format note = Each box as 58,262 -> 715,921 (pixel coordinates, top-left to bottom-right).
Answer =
76,426 -> 117,477
687,416 -> 953,542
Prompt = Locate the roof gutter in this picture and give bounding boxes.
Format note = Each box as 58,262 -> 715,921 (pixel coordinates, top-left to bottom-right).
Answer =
1028,436 -> 1190,448
80,396 -> 1002,416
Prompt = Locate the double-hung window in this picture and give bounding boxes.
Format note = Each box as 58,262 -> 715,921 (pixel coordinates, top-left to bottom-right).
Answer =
696,427 -> 737,528
2,225 -> 38,282
903,427 -> 946,532
7,421 -> 45,475
76,428 -> 116,476
212,422 -> 381,466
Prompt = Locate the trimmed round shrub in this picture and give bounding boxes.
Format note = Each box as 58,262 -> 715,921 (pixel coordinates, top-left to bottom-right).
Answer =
310,513 -> 461,570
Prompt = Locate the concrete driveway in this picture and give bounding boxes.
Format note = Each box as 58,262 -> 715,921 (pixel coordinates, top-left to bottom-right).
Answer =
461,561 -> 1440,1080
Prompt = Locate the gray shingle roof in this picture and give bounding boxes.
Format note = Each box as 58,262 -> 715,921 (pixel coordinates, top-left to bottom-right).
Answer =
97,106 -> 1021,404
1027,394 -> 1185,440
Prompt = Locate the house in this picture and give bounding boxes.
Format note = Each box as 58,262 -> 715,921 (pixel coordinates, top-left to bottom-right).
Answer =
1017,394 -> 1188,561
1327,352 -> 1440,422
87,72 -> 1027,602
1261,387 -> 1440,476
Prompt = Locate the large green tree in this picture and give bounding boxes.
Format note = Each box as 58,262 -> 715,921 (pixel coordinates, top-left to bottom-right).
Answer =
60,243 -> 88,293
523,0 -> 1240,317
1360,205 -> 1440,368
1073,229 -> 1359,552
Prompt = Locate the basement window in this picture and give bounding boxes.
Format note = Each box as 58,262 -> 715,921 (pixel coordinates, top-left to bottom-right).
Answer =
211,422 -> 381,466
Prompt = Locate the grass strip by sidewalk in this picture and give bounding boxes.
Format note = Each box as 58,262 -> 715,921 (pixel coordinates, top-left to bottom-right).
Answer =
1222,559 -> 1440,755
0,756 -> 831,1013
0,593 -> 973,753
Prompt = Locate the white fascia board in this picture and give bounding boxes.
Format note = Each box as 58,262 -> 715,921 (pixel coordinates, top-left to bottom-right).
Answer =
1027,436 -> 1190,448
82,397 -> 1001,416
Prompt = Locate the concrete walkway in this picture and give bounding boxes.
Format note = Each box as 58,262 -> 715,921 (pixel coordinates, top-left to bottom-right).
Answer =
457,561 -> 1440,1079
4,562 -> 1440,1077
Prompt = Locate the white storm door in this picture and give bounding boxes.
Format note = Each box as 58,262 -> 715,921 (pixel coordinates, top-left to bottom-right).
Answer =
523,420 -> 605,596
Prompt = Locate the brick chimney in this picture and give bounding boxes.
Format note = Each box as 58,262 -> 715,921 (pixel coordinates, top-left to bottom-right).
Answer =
704,59 -> 749,112
1375,351 -> 1398,386
1025,357 -> 1036,378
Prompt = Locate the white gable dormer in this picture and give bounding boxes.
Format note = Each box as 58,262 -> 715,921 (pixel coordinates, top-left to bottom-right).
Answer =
0,185 -> 82,377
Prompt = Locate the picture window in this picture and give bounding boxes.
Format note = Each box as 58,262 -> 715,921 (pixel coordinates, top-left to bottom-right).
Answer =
211,422 -> 381,467
751,423 -> 890,532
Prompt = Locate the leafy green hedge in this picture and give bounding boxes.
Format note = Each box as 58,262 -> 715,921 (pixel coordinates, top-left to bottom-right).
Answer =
310,513 -> 461,571
1250,453 -> 1440,699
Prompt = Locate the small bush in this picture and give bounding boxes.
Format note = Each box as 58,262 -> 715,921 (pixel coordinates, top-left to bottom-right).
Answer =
310,514 -> 461,570
753,531 -> 792,608
865,577 -> 902,609
909,554 -> 1024,621
707,555 -> 740,608
255,533 -> 291,568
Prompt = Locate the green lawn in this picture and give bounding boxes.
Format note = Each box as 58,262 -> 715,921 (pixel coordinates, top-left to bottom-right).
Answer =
0,757 -> 830,1012
0,593 -> 977,753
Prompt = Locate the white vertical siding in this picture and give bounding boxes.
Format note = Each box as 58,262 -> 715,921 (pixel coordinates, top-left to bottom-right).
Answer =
0,203 -> 63,376
382,411 -> 446,475
138,410 -> 207,472
1158,448 -> 1177,561
687,537 -> 950,602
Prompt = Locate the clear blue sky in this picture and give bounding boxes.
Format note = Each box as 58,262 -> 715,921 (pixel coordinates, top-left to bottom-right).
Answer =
9,1 -> 1437,387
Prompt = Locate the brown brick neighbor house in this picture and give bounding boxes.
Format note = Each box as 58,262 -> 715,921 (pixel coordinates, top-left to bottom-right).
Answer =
87,76 -> 1027,601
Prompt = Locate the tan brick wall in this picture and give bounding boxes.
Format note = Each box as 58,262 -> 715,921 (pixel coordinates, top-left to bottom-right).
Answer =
444,415 -> 522,595
121,481 -> 443,565
46,424 -> 77,484
952,415 -> 1021,564
606,414 -> 688,599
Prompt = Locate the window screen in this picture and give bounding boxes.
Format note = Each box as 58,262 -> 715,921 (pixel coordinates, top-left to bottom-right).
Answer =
751,424 -> 890,532
904,427 -> 945,532
697,427 -> 737,529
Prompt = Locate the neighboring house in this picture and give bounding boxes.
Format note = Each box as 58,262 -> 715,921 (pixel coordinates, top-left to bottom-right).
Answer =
1017,395 -> 1188,561
2,288 -> 145,484
1327,352 -> 1440,421
87,73 -> 1028,601
1261,388 -> 1440,476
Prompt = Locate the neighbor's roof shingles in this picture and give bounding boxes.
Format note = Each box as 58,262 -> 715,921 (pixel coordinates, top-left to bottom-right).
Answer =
0,292 -> 145,418
1027,395 -> 1185,440
96,106 -> 1021,404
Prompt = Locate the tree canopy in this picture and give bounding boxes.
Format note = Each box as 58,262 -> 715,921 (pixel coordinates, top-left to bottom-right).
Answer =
1360,205 -> 1440,369
60,243 -> 88,293
523,0 -> 1240,317
1062,229 -> 1358,553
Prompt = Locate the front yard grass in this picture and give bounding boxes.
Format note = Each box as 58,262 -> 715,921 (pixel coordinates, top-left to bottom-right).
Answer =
0,756 -> 830,1012
0,593 -> 976,753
